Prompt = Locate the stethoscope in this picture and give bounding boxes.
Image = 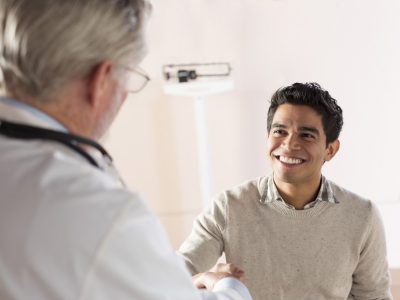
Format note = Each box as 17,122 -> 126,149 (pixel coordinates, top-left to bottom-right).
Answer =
0,119 -> 112,169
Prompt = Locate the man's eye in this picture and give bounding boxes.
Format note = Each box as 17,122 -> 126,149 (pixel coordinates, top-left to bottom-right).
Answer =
302,133 -> 315,139
273,130 -> 285,135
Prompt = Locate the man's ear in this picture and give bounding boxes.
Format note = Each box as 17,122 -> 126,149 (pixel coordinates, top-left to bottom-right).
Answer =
324,139 -> 340,162
87,60 -> 114,108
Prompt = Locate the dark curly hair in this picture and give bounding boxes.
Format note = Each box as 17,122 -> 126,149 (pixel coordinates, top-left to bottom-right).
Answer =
267,82 -> 343,146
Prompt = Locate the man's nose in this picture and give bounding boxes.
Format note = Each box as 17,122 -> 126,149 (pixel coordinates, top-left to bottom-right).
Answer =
282,134 -> 301,150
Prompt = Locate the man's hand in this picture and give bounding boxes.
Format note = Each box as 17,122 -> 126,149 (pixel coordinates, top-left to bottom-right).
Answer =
209,262 -> 245,278
192,263 -> 245,290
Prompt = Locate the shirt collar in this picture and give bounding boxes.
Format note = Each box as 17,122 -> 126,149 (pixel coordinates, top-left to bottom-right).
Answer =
0,96 -> 67,132
262,174 -> 338,210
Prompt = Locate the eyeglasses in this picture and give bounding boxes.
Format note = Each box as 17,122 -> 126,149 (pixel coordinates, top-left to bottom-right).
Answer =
123,66 -> 150,93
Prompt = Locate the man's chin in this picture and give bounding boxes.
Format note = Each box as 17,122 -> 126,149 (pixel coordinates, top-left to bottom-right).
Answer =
273,172 -> 301,185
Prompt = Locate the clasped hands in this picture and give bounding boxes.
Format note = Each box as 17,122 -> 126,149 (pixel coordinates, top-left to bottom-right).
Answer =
192,262 -> 245,290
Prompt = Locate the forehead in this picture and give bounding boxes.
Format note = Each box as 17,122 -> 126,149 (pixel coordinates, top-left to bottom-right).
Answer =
272,104 -> 324,129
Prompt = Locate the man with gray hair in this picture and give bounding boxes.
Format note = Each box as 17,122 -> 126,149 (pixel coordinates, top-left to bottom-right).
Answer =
0,0 -> 252,299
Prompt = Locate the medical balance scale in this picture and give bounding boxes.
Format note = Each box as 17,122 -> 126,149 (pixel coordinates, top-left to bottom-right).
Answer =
162,62 -> 233,207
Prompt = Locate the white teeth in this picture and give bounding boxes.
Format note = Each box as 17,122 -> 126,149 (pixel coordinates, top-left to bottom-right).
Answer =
279,156 -> 303,164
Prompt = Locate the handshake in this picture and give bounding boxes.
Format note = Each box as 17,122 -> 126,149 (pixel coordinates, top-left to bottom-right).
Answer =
192,263 -> 245,290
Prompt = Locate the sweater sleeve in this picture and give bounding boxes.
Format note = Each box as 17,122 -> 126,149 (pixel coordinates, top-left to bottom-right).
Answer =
349,202 -> 392,300
178,194 -> 227,275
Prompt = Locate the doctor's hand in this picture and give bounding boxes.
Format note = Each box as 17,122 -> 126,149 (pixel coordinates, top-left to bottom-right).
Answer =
192,263 -> 245,290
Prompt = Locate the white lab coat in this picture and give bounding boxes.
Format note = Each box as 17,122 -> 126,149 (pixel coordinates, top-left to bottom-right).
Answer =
0,100 -> 251,300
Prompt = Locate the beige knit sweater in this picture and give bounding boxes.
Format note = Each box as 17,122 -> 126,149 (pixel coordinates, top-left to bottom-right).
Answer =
179,176 -> 392,300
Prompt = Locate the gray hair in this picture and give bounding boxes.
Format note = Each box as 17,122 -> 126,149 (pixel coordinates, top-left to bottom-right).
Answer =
0,0 -> 151,101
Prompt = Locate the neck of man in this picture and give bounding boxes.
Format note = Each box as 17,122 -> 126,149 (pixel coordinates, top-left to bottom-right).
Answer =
8,81 -> 96,140
273,174 -> 322,210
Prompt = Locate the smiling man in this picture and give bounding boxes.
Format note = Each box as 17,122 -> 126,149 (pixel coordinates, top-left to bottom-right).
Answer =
179,82 -> 392,300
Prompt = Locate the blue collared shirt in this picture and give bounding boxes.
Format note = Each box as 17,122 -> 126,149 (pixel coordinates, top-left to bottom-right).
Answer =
0,96 -> 67,132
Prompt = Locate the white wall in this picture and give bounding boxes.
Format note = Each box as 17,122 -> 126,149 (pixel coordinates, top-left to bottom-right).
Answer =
242,0 -> 400,204
105,0 -> 400,267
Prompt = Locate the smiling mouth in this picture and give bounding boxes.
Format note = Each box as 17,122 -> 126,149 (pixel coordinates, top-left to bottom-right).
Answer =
274,155 -> 305,165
